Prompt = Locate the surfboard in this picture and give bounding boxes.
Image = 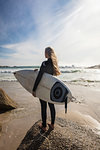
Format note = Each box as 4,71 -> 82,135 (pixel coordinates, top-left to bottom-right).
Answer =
14,70 -> 72,105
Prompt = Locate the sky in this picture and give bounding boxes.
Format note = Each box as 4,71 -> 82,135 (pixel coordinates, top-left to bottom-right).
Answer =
0,0 -> 100,66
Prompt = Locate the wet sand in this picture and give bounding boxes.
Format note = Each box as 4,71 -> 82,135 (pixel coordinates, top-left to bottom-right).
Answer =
0,81 -> 100,150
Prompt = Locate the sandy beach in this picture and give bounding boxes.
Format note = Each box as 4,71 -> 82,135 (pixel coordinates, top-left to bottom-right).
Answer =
0,81 -> 100,150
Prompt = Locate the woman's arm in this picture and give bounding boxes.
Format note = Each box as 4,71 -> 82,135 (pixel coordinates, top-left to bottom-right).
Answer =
32,62 -> 45,92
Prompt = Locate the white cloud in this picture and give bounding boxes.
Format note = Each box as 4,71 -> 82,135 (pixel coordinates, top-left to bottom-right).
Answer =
1,0 -> 100,66
1,40 -> 44,65
53,0 -> 100,66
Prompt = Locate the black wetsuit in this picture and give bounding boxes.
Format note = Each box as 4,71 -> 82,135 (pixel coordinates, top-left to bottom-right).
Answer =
33,58 -> 56,127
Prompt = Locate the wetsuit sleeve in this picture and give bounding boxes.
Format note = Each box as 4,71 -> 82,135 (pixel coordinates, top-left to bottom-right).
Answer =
32,62 -> 46,92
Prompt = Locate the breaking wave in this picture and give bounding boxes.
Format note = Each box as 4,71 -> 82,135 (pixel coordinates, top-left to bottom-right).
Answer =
70,78 -> 100,83
0,71 -> 12,73
61,70 -> 81,73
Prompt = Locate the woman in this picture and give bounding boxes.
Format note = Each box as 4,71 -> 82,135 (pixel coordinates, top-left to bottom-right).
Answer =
32,47 -> 60,132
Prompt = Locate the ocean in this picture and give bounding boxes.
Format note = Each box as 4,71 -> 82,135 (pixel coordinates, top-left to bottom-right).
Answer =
0,66 -> 100,86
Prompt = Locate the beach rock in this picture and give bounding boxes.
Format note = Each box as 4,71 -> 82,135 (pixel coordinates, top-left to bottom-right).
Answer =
0,88 -> 18,112
0,124 -> 2,132
17,118 -> 100,150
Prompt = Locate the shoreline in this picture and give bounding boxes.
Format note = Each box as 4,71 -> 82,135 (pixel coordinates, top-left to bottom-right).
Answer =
0,81 -> 100,150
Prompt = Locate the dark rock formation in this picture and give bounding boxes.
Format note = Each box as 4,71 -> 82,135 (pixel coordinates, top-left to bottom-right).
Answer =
87,64 -> 100,69
17,118 -> 100,150
0,88 -> 18,112
0,124 -> 2,132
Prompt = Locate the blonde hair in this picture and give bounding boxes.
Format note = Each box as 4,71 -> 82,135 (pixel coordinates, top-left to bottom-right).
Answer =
45,47 -> 61,76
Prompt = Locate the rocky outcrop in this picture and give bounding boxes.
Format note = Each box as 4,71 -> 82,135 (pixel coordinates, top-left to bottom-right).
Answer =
0,124 -> 2,132
0,88 -> 18,112
17,118 -> 100,150
87,64 -> 100,69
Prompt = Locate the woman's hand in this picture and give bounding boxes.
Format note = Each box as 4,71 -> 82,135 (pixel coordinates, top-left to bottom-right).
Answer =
34,69 -> 38,71
32,91 -> 36,97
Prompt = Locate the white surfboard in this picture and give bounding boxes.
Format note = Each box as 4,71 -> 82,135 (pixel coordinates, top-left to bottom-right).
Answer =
14,70 -> 72,105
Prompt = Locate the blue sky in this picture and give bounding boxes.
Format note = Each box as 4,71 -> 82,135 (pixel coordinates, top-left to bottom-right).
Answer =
0,0 -> 100,66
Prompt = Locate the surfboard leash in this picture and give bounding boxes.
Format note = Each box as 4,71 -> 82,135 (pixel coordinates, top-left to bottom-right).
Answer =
38,130 -> 51,150
65,97 -> 68,114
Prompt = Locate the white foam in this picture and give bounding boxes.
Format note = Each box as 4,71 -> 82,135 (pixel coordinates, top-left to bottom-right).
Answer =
77,112 -> 100,135
84,115 -> 100,135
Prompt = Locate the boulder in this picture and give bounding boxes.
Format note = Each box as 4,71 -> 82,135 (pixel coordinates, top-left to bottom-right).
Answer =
0,124 -> 2,132
17,118 -> 100,150
0,88 -> 18,112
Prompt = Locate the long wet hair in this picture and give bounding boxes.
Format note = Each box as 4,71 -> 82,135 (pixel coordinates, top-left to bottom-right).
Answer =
45,47 -> 61,76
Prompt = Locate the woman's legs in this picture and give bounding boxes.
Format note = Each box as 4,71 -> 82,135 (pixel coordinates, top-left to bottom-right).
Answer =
39,99 -> 47,127
39,99 -> 56,130
48,103 -> 56,125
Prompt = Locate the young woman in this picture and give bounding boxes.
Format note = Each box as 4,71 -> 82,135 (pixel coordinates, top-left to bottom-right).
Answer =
32,47 -> 60,132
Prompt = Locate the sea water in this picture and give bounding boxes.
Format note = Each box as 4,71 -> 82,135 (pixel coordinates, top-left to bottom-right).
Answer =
0,66 -> 100,86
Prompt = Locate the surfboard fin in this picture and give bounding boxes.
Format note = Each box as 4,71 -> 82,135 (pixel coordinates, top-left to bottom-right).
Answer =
65,97 -> 68,113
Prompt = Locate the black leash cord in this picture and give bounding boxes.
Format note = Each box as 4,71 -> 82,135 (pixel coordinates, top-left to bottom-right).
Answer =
65,97 -> 68,114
